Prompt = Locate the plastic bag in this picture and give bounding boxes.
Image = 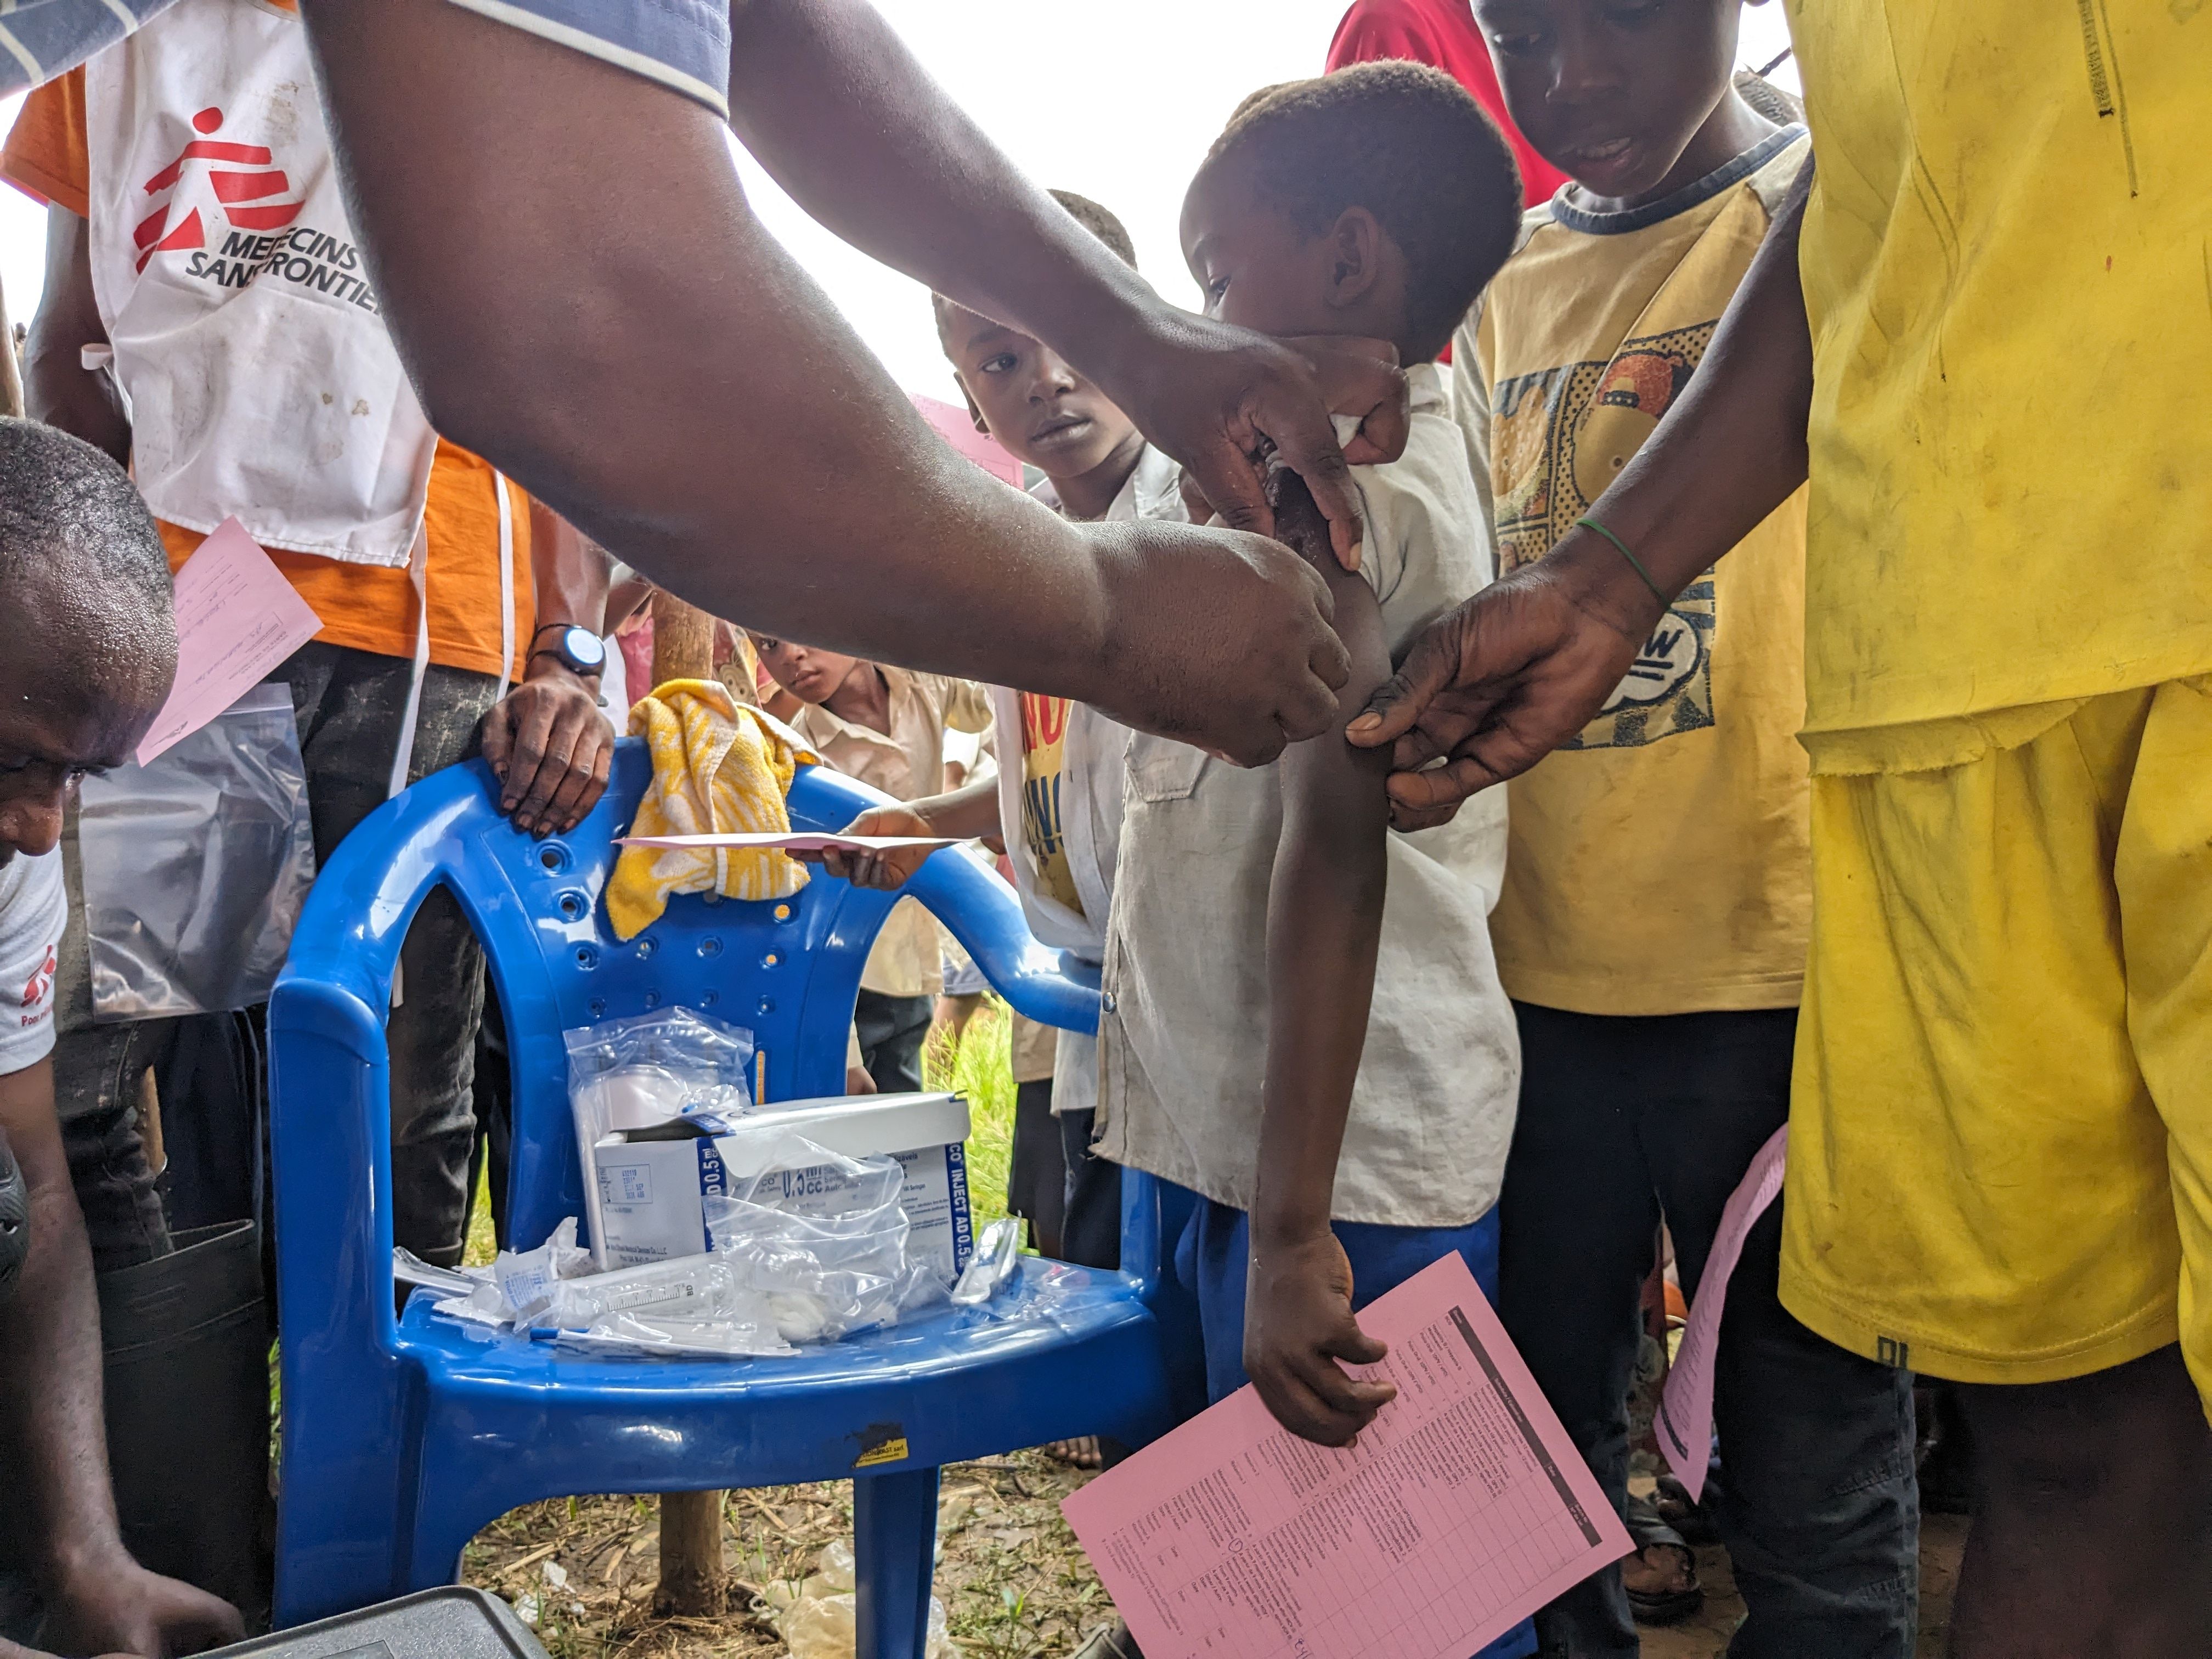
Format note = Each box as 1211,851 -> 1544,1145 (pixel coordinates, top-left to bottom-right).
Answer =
492,1216 -> 597,1317
421,1217 -> 597,1328
538,1252 -> 793,1357
566,1007 -> 757,1262
950,1216 -> 1023,1306
565,1007 -> 758,1133
414,1220 -> 794,1356
705,1131 -> 946,1343
77,682 -> 315,1019
770,1543 -> 952,1659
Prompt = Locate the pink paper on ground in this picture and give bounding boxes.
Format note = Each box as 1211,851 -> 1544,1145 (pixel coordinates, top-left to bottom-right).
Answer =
614,831 -> 960,853
910,392 -> 1026,487
1656,1124 -> 1788,1502
1063,1253 -> 1630,1659
137,518 -> 323,765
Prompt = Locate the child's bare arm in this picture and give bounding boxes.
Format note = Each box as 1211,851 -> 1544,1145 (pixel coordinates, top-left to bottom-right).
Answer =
1246,474 -> 1401,1447
804,779 -> 1005,890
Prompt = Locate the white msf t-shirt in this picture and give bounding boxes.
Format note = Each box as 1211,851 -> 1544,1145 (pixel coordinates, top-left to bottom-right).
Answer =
0,851 -> 65,1076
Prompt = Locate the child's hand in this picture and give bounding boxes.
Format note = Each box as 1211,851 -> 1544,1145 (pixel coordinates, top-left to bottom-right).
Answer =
800,806 -> 938,889
1243,1230 -> 1397,1447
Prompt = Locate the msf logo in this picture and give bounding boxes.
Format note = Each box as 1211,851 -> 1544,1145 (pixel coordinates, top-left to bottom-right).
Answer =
134,104 -> 304,273
20,945 -> 54,1017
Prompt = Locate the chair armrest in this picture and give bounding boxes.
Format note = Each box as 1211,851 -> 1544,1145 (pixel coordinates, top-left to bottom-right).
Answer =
909,846 -> 1100,1036
787,764 -> 1102,1036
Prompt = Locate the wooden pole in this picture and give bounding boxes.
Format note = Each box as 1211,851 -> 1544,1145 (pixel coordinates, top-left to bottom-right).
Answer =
655,1490 -> 727,1617
648,590 -> 727,1617
648,588 -> 717,688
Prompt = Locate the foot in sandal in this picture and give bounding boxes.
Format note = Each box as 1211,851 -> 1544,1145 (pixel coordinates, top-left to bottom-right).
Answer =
1043,1436 -> 1103,1469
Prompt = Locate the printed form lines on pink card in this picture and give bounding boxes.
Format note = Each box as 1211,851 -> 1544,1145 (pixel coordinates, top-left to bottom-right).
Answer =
1061,1255 -> 1632,1659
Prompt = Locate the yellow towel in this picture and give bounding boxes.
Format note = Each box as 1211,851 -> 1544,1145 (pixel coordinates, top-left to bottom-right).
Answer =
606,678 -> 819,941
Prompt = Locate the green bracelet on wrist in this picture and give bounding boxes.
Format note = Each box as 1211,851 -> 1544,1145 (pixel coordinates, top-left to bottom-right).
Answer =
1573,515 -> 1669,611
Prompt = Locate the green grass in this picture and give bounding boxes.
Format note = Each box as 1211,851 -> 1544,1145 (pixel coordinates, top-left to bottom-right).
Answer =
463,997 -> 1023,1266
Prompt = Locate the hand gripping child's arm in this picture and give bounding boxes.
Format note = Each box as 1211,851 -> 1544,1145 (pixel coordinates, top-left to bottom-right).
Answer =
1245,469 -> 1401,1447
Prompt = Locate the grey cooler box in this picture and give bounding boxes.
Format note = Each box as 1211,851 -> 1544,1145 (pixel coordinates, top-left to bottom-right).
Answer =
202,1587 -> 548,1657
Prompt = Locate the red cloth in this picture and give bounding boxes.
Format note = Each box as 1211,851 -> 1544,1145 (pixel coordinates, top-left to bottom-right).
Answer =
1325,0 -> 1567,208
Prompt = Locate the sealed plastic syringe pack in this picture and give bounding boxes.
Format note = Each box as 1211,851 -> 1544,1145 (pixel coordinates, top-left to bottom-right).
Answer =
591,1091 -> 974,1277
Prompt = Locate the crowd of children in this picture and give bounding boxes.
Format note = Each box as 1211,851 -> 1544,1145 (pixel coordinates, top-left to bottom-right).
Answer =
0,0 -> 2197,1654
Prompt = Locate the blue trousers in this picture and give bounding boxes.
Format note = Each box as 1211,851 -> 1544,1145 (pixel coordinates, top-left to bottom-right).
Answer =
1165,1184 -> 1538,1659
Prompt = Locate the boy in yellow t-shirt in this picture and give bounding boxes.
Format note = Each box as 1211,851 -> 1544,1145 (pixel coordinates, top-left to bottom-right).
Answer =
1455,4 -> 1913,1653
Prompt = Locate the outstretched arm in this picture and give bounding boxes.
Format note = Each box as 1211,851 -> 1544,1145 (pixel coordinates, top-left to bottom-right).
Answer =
1245,475 -> 1399,1446
296,0 -> 1354,766
0,1064 -> 242,1658
1350,158 -> 1814,821
805,777 -> 1004,890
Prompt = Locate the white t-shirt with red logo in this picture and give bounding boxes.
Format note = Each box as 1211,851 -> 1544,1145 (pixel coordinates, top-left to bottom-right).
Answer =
0,851 -> 65,1076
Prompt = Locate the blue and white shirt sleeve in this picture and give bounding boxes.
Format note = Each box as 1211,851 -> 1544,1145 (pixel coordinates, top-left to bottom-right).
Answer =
0,0 -> 732,120
442,0 -> 731,116
0,0 -> 181,97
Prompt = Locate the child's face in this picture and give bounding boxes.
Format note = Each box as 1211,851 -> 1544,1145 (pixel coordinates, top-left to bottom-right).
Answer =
1178,160 -> 1348,342
1473,0 -> 1746,201
748,634 -> 861,707
939,304 -> 1140,479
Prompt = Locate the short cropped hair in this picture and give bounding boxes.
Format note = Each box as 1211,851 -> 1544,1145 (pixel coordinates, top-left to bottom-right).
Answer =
1200,61 -> 1522,360
0,419 -> 173,679
934,188 -> 1137,338
1047,189 -> 1137,270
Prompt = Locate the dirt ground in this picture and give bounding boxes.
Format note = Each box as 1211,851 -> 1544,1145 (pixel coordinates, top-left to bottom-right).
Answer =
462,1462 -> 1967,1657
462,1451 -> 1113,1658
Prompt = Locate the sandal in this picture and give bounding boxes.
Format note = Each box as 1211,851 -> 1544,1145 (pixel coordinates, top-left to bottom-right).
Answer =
1043,1436 -> 1104,1469
1652,1471 -> 1719,1545
1623,1492 -> 1704,1626
1073,1618 -> 1144,1658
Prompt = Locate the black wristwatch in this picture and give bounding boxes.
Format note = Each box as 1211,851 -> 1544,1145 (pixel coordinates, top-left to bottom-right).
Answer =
529,623 -> 607,679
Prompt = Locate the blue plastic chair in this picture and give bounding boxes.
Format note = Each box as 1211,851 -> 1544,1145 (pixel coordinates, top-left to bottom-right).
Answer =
268,741 -> 1199,1649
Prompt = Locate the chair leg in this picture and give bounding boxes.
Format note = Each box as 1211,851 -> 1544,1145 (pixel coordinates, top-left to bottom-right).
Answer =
854,1464 -> 940,1659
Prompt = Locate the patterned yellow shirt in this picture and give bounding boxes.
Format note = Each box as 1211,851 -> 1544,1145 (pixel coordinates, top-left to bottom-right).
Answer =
1456,130 -> 1813,1016
1018,692 -> 1084,918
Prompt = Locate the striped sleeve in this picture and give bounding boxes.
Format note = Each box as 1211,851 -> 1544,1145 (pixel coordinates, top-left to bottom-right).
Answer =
0,0 -> 732,119
0,0 -> 180,95
442,0 -> 730,117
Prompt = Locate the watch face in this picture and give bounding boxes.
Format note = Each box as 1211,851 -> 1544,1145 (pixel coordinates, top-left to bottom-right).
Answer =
561,625 -> 608,670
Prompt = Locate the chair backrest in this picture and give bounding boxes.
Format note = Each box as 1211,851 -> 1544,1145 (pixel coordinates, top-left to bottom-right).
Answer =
274,739 -> 1098,1262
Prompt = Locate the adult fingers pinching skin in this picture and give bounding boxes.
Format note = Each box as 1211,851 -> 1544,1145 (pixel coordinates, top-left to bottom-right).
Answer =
1350,552 -> 1654,815
1281,335 -> 1409,469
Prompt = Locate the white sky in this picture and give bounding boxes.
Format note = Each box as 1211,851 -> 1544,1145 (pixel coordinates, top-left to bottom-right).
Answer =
0,2 -> 1799,399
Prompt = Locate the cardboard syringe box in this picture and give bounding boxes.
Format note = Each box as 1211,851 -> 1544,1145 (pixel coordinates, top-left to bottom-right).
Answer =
591,1091 -> 974,1277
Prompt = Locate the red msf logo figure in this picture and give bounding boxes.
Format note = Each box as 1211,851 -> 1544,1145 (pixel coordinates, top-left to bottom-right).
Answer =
134,103 -> 304,272
21,945 -> 54,1012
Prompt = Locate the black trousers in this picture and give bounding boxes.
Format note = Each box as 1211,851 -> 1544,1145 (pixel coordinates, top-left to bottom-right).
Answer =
1007,1081 -> 1120,1271
853,989 -> 932,1094
1501,1003 -> 1918,1659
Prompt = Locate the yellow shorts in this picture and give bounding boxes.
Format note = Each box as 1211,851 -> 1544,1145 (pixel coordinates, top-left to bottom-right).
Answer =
1781,679 -> 2212,1398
